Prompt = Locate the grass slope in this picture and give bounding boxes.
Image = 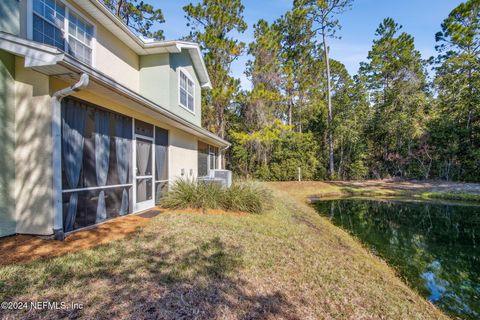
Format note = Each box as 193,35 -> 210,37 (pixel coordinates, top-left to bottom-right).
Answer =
0,184 -> 446,319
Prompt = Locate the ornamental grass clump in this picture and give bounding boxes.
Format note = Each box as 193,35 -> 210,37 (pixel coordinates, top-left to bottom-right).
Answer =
220,181 -> 271,214
161,179 -> 272,214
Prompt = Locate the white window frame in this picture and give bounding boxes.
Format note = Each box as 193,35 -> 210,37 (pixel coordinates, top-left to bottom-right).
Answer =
208,145 -> 218,173
198,141 -> 219,177
27,0 -> 97,67
178,67 -> 196,114
65,9 -> 96,66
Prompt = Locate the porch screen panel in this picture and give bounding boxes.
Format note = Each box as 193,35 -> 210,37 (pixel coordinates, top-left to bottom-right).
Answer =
61,99 -> 86,232
209,146 -> 219,171
155,127 -> 168,204
116,116 -> 132,215
198,141 -> 209,177
61,97 -> 133,231
94,110 -> 110,223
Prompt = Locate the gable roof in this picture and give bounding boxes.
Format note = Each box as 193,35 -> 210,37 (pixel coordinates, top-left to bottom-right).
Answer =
71,0 -> 212,89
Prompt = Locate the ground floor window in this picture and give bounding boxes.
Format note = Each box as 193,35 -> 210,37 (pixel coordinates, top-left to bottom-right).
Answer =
61,97 -> 169,232
198,141 -> 219,177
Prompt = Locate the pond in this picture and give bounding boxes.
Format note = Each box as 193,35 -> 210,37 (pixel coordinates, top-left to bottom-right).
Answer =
314,198 -> 480,320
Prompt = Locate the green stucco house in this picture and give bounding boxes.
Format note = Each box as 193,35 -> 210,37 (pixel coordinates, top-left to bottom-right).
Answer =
0,0 -> 230,239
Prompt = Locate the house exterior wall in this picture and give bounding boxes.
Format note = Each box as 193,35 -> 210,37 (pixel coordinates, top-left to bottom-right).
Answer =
14,57 -> 54,235
53,0 -> 141,92
51,78 -> 199,185
0,1 -> 226,237
169,51 -> 202,127
169,131 -> 198,181
0,0 -> 20,36
11,0 -> 205,127
140,51 -> 202,127
1,61 -> 221,237
0,51 -> 17,237
139,53 -> 171,107
11,0 -> 140,91
90,16 -> 140,91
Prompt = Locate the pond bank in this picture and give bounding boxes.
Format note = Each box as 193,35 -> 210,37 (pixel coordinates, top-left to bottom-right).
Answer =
269,180 -> 480,203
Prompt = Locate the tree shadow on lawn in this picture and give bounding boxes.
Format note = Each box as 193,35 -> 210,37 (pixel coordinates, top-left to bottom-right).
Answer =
1,233 -> 299,320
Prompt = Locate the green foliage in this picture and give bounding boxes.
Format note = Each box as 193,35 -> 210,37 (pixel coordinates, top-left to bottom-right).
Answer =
421,191 -> 480,202
179,0 -> 480,183
244,20 -> 283,130
221,181 -> 272,213
230,121 -> 320,181
184,0 -> 247,138
359,18 -> 429,178
101,0 -> 165,40
161,179 -> 272,214
275,8 -> 317,127
99,0 -> 480,182
429,0 -> 480,181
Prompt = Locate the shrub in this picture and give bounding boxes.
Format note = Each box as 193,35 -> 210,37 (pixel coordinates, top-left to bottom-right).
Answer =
220,181 -> 272,214
161,179 -> 272,214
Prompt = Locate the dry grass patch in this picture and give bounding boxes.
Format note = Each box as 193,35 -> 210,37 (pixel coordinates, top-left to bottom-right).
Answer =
0,183 -> 447,319
0,213 -> 156,265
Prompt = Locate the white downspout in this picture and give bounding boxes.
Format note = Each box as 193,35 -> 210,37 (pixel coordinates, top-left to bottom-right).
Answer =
52,73 -> 89,240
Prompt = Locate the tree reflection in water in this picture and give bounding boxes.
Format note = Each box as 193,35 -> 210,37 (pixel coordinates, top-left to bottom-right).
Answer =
315,199 -> 480,320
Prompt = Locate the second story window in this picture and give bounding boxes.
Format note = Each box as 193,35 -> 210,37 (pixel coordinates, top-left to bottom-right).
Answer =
31,0 -> 95,65
33,0 -> 66,50
179,69 -> 195,113
67,12 -> 94,65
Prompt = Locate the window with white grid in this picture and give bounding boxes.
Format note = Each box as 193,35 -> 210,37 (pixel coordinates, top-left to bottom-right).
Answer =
31,0 -> 95,65
32,0 -> 66,50
179,70 -> 195,113
67,11 -> 94,65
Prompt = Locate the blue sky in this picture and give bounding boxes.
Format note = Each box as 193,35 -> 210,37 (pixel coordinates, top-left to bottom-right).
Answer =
157,0 -> 463,89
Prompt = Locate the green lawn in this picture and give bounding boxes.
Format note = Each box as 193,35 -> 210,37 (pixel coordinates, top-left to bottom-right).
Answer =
0,183 -> 446,319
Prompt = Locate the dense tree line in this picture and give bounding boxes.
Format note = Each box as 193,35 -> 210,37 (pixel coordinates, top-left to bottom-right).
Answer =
227,0 -> 480,181
107,0 -> 480,181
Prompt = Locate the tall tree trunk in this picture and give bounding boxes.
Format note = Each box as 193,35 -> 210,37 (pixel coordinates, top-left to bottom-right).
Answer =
288,97 -> 293,126
216,102 -> 225,139
323,32 -> 334,179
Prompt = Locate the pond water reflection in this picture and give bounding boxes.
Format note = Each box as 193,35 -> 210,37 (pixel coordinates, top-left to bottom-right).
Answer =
314,198 -> 480,319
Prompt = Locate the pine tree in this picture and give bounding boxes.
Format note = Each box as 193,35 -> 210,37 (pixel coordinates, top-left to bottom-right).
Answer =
431,0 -> 480,180
275,8 -> 316,129
244,19 -> 283,130
359,18 -> 429,178
183,0 -> 247,139
294,0 -> 353,179
101,0 -> 165,40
